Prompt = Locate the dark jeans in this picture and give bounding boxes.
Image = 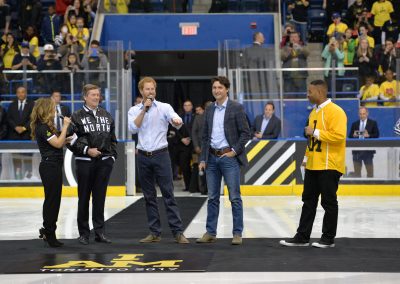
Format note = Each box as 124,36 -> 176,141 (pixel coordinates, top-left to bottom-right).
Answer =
76,158 -> 114,237
352,151 -> 374,177
137,151 -> 184,237
39,159 -> 63,232
295,169 -> 341,242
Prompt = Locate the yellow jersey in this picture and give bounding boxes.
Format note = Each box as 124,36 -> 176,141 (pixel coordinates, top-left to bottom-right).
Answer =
327,22 -> 348,36
359,84 -> 380,107
305,100 -> 347,174
355,35 -> 375,48
380,80 -> 399,106
371,1 -> 394,27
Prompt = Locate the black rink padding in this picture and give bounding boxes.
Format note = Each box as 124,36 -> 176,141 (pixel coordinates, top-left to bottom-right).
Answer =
1,197 -> 400,273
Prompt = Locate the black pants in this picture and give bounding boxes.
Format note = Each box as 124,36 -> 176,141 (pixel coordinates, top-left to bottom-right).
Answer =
296,169 -> 342,242
352,151 -> 374,177
76,158 -> 114,238
39,159 -> 63,233
176,146 -> 192,191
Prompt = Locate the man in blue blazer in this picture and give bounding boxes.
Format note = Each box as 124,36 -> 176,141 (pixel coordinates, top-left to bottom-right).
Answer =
197,76 -> 251,245
348,107 -> 379,177
252,102 -> 281,139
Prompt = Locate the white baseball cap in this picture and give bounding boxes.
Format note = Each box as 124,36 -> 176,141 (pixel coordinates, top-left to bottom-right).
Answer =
44,44 -> 54,51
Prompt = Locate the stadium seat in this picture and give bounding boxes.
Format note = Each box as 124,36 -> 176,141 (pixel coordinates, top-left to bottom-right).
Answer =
309,0 -> 323,9
149,0 -> 165,12
241,0 -> 260,12
308,8 -> 326,42
227,0 -> 241,12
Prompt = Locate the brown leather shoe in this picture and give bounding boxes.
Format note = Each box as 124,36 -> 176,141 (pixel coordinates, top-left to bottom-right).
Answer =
139,234 -> 161,243
175,233 -> 190,244
232,235 -> 242,245
196,232 -> 217,243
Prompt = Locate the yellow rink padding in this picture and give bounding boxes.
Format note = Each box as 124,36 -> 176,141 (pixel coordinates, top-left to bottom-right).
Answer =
0,186 -> 126,198
224,184 -> 400,196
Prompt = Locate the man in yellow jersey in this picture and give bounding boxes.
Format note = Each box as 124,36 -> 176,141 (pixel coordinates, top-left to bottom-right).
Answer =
280,80 -> 347,248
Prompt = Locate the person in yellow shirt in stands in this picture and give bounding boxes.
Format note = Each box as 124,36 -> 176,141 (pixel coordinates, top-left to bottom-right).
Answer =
280,80 -> 347,248
371,0 -> 394,45
104,0 -> 130,13
23,25 -> 40,59
380,69 -> 399,106
0,33 -> 20,70
71,17 -> 89,55
358,75 -> 380,106
327,13 -> 348,38
355,25 -> 375,48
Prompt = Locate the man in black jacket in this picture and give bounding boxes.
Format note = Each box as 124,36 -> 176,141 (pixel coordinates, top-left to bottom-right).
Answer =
349,106 -> 379,177
7,86 -> 34,140
252,101 -> 281,139
68,84 -> 117,245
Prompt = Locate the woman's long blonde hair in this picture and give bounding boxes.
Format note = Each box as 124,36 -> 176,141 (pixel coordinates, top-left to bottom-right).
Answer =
30,98 -> 57,140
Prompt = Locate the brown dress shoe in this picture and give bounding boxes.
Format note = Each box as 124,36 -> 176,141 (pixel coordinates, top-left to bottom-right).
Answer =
175,233 -> 190,244
196,232 -> 217,243
140,234 -> 161,243
231,235 -> 242,245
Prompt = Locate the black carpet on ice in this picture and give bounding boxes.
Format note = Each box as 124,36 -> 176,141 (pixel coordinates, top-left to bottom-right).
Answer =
0,197 -> 400,273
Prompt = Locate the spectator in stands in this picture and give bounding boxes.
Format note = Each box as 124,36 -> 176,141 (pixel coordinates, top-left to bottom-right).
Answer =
124,50 -> 141,99
65,0 -> 86,20
0,0 -> 11,35
355,24 -> 375,48
63,53 -> 83,92
66,14 -> 78,33
323,0 -> 347,26
208,0 -> 228,13
37,44 -> 63,93
343,28 -> 356,68
54,24 -> 71,47
56,0 -> 73,16
41,5 -> 62,45
18,0 -> 42,32
382,18 -> 400,44
346,0 -> 368,28
81,40 -> 108,87
353,8 -> 374,34
71,17 -> 90,54
0,104 -> 7,139
370,0 -> 394,45
252,102 -> 281,139
378,38 -> 399,73
354,38 -> 378,85
82,0 -> 97,28
327,12 -> 348,39
57,32 -> 83,67
357,75 -> 380,106
322,36 -> 345,91
287,0 -> 309,43
280,23 -> 296,48
7,86 -> 34,140
0,33 -> 20,70
22,26 -> 40,59
11,41 -> 37,73
104,0 -> 129,13
379,69 -> 398,106
281,31 -> 309,95
349,106 -> 379,178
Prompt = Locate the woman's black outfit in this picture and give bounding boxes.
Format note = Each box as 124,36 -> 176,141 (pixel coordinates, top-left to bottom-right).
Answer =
69,105 -> 117,244
35,123 -> 64,247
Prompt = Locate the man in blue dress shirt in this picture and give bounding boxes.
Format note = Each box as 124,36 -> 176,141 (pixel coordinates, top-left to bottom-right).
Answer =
196,76 -> 251,245
128,77 -> 189,244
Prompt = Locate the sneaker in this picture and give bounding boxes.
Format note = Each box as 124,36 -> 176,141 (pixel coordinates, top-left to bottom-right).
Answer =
279,237 -> 309,247
196,232 -> 217,243
139,234 -> 161,243
175,233 -> 190,244
231,235 -> 242,245
78,235 -> 89,245
312,239 -> 335,248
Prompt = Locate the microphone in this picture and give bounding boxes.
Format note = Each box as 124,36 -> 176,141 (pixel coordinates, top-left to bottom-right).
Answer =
58,113 -> 76,127
145,96 -> 154,112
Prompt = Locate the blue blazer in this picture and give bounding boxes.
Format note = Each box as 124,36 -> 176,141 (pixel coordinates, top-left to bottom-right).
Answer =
200,99 -> 251,166
252,114 -> 281,139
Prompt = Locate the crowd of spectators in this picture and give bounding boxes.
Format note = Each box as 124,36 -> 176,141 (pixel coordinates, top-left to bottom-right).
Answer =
282,0 -> 400,105
0,0 -> 100,96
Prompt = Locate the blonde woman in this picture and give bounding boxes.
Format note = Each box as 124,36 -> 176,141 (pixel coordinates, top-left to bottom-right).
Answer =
30,98 -> 71,247
354,38 -> 378,86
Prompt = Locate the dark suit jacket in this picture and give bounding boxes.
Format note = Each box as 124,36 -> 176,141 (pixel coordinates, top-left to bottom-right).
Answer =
252,114 -> 281,139
349,118 -> 379,155
348,119 -> 379,139
200,99 -> 251,166
7,99 -> 34,140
